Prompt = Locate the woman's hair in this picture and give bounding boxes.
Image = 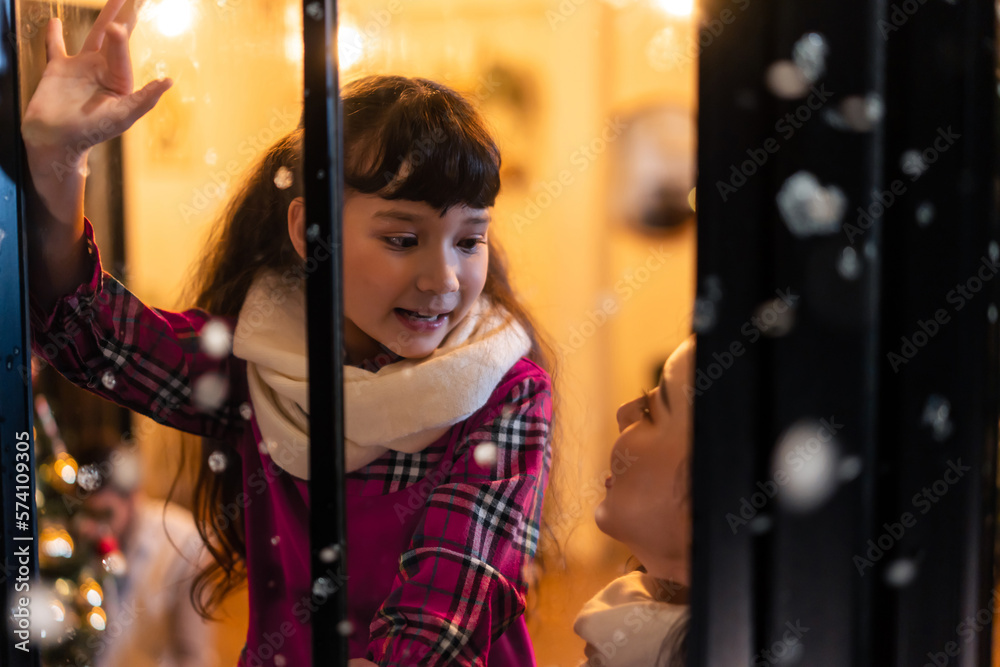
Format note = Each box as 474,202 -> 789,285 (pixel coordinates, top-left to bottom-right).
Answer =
632,560 -> 690,665
660,613 -> 689,667
179,75 -> 559,618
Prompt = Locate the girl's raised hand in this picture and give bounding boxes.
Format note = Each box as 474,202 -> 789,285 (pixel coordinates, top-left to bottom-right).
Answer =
21,0 -> 172,169
22,0 -> 172,310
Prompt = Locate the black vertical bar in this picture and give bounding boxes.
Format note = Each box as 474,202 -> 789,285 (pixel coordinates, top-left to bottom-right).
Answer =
764,2 -> 883,664
880,0 -> 997,665
692,0 -> 884,664
1,0 -> 42,666
304,0 -> 348,665
689,0 -> 770,661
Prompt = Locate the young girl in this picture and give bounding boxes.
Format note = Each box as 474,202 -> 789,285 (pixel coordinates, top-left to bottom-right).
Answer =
23,2 -> 554,665
573,338 -> 694,667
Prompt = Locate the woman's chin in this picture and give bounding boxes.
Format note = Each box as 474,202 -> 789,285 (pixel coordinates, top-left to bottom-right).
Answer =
593,501 -> 613,537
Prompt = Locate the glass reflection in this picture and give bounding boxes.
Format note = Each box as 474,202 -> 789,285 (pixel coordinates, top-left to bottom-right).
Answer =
17,0 -> 697,664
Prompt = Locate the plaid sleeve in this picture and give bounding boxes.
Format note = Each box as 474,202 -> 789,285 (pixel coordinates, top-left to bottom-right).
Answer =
28,218 -> 244,439
367,368 -> 553,666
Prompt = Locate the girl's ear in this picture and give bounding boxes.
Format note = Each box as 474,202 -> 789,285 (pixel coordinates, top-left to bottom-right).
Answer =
287,197 -> 307,259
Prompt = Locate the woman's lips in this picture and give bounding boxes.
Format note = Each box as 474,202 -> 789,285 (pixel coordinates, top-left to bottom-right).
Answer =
394,308 -> 450,333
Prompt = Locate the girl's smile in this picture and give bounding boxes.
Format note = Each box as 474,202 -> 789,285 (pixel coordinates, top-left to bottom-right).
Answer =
393,308 -> 451,332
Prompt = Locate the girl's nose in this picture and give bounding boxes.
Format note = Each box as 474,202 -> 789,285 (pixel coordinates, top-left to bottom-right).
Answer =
417,256 -> 460,295
616,398 -> 641,433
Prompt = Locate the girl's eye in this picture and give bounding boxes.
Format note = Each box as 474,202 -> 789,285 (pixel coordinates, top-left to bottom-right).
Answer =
384,236 -> 416,249
459,237 -> 487,252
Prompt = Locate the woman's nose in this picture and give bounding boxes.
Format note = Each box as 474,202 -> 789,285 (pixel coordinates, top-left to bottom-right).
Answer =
616,399 -> 641,433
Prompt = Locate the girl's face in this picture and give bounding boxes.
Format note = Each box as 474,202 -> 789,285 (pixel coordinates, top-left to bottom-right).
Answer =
595,338 -> 694,580
341,193 -> 490,361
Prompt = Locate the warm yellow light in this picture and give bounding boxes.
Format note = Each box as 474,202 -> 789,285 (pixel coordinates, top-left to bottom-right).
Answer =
58,465 -> 75,484
40,527 -> 74,559
88,607 -> 107,631
50,600 -> 65,623
53,453 -> 78,485
653,0 -> 695,17
688,187 -> 697,212
146,0 -> 196,38
81,580 -> 104,607
54,579 -> 71,597
338,22 -> 364,71
285,5 -> 304,64
287,15 -> 365,71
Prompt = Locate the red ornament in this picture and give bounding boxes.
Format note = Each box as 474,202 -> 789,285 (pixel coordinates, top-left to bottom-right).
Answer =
96,535 -> 119,557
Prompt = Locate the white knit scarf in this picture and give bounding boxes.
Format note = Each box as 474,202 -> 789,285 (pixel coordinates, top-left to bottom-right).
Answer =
231,272 -> 531,480
573,571 -> 688,667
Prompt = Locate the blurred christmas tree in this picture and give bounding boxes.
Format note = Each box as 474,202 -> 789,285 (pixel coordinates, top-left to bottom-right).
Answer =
30,357 -> 127,667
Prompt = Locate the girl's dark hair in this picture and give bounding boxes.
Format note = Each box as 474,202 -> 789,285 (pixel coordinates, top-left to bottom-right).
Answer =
179,75 -> 559,618
341,76 -> 501,213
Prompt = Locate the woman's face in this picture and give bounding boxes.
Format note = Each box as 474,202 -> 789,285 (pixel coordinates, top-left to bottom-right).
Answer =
340,193 -> 491,361
595,338 -> 695,577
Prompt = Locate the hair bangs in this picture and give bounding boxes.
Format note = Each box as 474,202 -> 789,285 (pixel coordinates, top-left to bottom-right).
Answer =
343,76 -> 501,212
